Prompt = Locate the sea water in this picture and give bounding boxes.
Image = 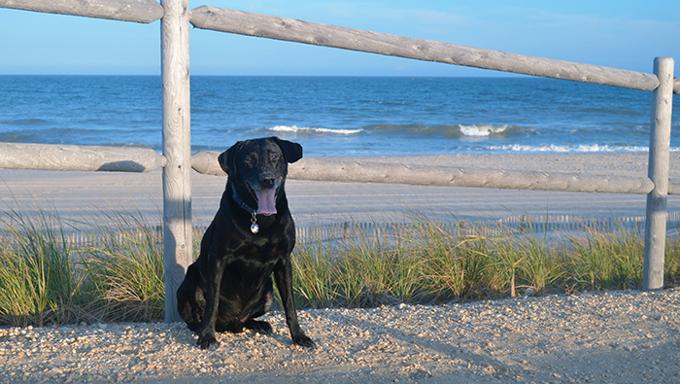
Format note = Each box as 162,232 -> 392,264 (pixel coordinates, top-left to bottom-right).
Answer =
0,75 -> 678,156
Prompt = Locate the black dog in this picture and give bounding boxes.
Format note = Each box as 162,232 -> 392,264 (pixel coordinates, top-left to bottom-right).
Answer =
176,137 -> 314,349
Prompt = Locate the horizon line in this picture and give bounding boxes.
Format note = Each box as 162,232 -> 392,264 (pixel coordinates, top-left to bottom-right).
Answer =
0,73 -> 528,78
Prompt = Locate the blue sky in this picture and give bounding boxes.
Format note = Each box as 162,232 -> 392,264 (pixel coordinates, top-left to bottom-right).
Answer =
1,0 -> 678,76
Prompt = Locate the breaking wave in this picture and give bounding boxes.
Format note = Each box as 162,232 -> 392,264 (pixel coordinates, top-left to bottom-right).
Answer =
268,125 -> 364,135
266,123 -> 529,138
458,124 -> 510,137
484,144 -> 680,153
363,123 -> 531,138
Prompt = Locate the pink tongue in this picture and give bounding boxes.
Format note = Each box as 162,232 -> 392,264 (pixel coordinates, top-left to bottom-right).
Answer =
255,188 -> 277,215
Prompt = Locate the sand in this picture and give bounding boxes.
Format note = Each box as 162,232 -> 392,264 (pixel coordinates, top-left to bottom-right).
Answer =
1,289 -> 679,383
1,152 -> 679,229
1,152 -> 680,383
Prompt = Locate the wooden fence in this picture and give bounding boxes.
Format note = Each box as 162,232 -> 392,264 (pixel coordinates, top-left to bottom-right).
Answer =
0,0 -> 676,322
58,211 -> 680,249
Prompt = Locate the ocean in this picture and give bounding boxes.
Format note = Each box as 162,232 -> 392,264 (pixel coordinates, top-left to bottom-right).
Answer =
0,75 -> 678,156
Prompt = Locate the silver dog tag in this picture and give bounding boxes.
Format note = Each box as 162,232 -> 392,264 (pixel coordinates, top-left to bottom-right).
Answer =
250,222 -> 259,234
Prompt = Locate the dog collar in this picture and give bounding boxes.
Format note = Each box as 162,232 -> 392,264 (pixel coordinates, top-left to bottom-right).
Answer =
231,187 -> 260,234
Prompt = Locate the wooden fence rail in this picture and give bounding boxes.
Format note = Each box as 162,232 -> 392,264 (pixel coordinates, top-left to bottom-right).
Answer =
0,0 -> 163,23
192,151 -> 659,195
190,6 -> 680,95
4,145 -> 680,196
0,1 -> 676,321
0,142 -> 166,172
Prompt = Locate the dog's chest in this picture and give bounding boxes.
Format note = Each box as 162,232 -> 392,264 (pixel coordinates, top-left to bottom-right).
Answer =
229,237 -> 285,267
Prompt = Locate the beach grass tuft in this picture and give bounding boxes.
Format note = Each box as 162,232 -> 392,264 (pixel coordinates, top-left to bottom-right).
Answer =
568,229 -> 644,290
0,210 -> 83,326
0,210 -> 679,325
82,214 -> 165,322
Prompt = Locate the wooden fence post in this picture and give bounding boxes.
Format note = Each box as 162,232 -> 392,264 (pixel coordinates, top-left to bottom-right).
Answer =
161,0 -> 193,322
643,57 -> 674,290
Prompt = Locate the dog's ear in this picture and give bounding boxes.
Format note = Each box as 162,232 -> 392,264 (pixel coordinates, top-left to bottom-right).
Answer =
272,137 -> 303,163
218,141 -> 244,175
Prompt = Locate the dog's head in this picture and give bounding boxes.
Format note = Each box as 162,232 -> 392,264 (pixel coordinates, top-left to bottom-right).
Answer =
218,137 -> 303,216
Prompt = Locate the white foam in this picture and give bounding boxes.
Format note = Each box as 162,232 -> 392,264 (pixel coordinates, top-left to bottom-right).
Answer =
485,144 -> 680,153
458,124 -> 509,137
268,125 -> 363,135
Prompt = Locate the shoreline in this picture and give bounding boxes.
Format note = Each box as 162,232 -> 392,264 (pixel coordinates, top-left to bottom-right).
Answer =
1,152 -> 679,229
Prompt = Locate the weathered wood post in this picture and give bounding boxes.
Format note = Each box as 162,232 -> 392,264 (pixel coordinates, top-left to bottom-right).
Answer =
161,0 -> 193,322
643,57 -> 674,290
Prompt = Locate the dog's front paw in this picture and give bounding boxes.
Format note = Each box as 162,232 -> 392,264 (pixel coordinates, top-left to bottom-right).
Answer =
292,333 -> 316,349
197,333 -> 219,349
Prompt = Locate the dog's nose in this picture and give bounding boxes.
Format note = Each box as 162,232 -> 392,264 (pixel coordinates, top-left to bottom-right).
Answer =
261,177 -> 275,188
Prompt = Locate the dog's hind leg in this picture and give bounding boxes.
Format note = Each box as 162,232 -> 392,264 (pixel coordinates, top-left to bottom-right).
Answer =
177,264 -> 205,332
186,286 -> 206,332
197,253 -> 229,349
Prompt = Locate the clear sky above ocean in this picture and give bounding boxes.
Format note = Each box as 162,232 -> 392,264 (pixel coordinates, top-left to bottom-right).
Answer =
1,0 -> 679,76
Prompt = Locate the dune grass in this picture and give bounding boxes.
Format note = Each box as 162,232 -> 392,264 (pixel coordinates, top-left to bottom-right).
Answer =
0,211 -> 679,325
81,214 -> 165,322
0,211 -> 84,326
290,222 -> 663,308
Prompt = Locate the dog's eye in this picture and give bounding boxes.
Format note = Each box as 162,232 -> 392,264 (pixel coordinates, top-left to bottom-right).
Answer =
244,154 -> 258,168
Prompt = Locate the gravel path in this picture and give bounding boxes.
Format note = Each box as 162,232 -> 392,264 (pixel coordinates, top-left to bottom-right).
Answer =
1,289 -> 679,383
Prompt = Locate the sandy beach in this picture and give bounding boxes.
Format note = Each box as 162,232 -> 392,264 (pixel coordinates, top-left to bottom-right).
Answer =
1,153 -> 679,382
1,152 -> 679,229
1,288 -> 678,383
